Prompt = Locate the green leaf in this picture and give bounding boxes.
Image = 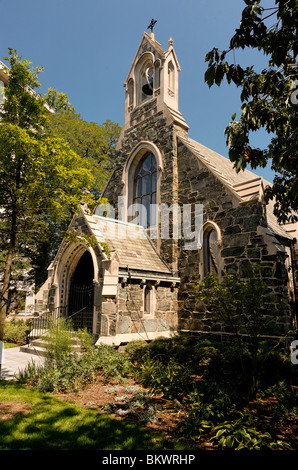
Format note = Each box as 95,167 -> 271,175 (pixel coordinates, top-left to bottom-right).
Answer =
215,428 -> 226,439
204,64 -> 216,87
225,435 -> 235,448
215,64 -> 225,86
203,0 -> 298,222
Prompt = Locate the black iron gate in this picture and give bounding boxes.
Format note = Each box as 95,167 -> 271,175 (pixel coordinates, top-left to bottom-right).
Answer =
68,284 -> 94,332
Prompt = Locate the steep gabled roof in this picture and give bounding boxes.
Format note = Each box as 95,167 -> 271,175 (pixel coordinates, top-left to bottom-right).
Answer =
84,214 -> 174,275
178,134 -> 265,204
177,134 -> 293,241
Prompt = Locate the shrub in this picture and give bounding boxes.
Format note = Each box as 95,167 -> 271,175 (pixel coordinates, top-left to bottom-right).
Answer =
17,359 -> 44,384
146,334 -> 197,367
211,411 -> 292,450
193,337 -> 222,375
195,268 -> 279,398
133,357 -> 193,400
44,317 -> 74,369
124,340 -> 149,362
178,386 -> 235,439
18,319 -> 131,392
264,381 -> 298,417
4,319 -> 30,344
146,336 -> 173,362
256,344 -> 297,389
94,344 -> 131,378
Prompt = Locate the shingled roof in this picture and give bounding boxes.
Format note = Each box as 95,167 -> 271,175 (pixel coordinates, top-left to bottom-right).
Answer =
84,214 -> 173,275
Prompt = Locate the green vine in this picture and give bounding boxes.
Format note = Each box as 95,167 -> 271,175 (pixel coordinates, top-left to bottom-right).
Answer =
100,242 -> 111,259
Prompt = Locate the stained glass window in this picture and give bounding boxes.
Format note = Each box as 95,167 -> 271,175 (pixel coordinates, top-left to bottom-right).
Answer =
134,153 -> 157,228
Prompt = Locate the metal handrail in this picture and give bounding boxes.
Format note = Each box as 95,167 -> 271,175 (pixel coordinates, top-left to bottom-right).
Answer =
67,306 -> 89,320
26,306 -> 67,344
26,304 -> 94,345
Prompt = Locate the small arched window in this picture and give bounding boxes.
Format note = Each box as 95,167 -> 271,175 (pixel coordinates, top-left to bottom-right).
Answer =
203,228 -> 220,277
133,152 -> 157,228
154,60 -> 161,89
0,80 -> 5,105
143,283 -> 155,316
168,61 -> 175,91
144,285 -> 151,314
127,78 -> 134,107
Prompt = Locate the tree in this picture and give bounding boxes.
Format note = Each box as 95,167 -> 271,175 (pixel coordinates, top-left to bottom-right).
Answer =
204,0 -> 298,223
45,103 -> 121,197
29,93 -> 121,287
195,267 -> 277,397
0,49 -> 96,351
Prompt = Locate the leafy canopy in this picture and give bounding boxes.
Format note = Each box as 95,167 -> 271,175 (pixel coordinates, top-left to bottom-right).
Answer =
0,49 -> 120,292
0,49 -> 96,333
46,98 -> 121,198
205,0 -> 298,223
0,49 -> 96,228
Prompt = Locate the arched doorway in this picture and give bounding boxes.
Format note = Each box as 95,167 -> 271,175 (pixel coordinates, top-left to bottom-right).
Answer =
68,250 -> 94,332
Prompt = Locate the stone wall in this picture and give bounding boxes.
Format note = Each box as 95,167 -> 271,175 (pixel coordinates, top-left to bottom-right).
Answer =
100,297 -> 117,336
103,103 -> 294,336
103,102 -> 182,272
116,282 -> 178,337
177,144 -> 293,334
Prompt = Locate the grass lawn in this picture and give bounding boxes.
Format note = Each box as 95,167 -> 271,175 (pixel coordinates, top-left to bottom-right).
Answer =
3,342 -> 19,349
0,380 -> 185,451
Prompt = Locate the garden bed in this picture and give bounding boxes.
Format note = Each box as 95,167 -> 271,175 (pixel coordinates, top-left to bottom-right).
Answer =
51,373 -> 298,450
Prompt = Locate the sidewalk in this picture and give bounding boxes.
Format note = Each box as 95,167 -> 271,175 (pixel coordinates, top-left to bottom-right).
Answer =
0,346 -> 45,381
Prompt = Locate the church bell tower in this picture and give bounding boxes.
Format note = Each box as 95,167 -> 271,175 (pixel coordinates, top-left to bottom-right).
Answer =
117,24 -> 189,146
103,24 -> 189,273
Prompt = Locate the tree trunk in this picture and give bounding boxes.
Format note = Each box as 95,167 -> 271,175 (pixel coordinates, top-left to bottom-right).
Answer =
0,214 -> 17,374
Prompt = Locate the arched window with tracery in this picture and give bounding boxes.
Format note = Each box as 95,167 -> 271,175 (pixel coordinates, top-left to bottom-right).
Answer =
203,228 -> 220,277
133,152 -> 157,228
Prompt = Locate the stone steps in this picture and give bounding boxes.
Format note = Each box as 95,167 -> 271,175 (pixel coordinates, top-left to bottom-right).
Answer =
20,335 -> 83,357
20,343 -> 48,357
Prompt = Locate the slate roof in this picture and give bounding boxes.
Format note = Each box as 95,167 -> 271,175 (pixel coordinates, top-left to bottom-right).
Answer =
178,134 -> 294,241
84,214 -> 173,275
178,134 -> 265,204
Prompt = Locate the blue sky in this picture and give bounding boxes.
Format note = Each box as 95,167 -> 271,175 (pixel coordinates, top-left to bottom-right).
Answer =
1,0 -> 275,182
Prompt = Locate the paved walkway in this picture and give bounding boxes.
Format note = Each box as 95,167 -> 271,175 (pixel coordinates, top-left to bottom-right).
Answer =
0,346 -> 45,381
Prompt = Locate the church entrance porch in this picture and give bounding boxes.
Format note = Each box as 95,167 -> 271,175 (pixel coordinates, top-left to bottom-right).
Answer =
68,250 -> 95,333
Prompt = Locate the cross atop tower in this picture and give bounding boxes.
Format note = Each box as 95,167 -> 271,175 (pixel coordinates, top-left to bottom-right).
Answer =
147,19 -> 157,33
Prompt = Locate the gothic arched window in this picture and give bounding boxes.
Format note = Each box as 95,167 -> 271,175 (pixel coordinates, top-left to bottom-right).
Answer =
127,78 -> 134,107
203,228 -> 220,277
168,61 -> 175,91
0,80 -> 5,105
133,152 -> 157,228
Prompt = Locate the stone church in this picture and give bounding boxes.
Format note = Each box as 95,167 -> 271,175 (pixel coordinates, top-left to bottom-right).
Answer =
36,30 -> 297,346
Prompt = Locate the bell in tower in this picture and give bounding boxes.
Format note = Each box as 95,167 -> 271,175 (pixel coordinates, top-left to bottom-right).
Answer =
142,67 -> 154,96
